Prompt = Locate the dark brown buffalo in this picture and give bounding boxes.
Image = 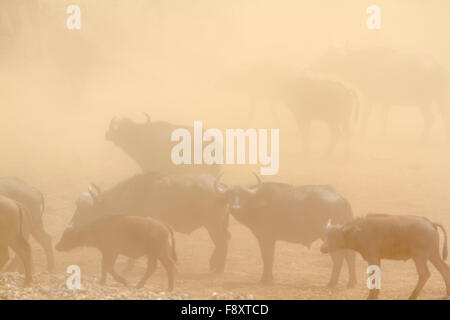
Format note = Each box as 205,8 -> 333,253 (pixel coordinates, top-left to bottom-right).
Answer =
0,177 -> 54,272
0,195 -> 32,285
56,215 -> 177,290
321,214 -> 450,299
215,173 -> 356,287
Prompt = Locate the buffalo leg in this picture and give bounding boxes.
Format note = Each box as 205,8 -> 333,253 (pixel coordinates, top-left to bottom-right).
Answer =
360,101 -> 373,138
10,237 -> 32,285
409,256 -> 430,300
31,227 -> 54,272
5,230 -> 31,273
325,123 -> 341,158
206,219 -> 229,273
345,250 -> 357,288
159,252 -> 176,291
342,119 -> 352,159
429,253 -> 450,297
328,250 -> 344,287
0,246 -> 9,270
257,237 -> 276,284
297,119 -> 310,156
136,257 -> 157,289
101,253 -> 127,286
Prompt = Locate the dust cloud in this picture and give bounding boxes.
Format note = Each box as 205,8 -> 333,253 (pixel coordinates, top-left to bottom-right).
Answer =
1,0 -> 450,299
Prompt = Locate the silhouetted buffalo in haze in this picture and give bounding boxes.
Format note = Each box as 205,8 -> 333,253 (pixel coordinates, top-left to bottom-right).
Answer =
312,47 -> 449,141
283,76 -> 359,157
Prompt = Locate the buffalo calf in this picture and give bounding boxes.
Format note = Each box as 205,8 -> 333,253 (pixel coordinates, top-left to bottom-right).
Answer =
321,214 -> 450,299
0,195 -> 32,285
56,215 -> 177,290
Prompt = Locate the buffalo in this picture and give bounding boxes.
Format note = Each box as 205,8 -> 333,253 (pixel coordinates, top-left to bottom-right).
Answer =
69,172 -> 229,273
0,194 -> 32,285
105,114 -> 220,175
312,47 -> 449,141
0,177 -> 54,272
219,65 -> 359,157
321,214 -> 450,299
215,173 -> 356,287
56,215 -> 177,290
283,76 -> 359,158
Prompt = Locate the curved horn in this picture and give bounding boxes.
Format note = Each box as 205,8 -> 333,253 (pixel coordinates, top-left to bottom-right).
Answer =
87,185 -> 98,202
143,113 -> 150,125
214,172 -> 229,194
90,183 -> 102,196
253,172 -> 262,186
109,117 -> 119,130
243,172 -> 262,194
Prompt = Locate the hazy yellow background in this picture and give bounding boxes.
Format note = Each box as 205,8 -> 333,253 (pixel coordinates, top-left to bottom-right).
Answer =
1,0 -> 450,299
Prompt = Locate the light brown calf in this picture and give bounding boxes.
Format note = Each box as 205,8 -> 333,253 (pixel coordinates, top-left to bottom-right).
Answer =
0,195 -> 32,285
56,215 -> 177,290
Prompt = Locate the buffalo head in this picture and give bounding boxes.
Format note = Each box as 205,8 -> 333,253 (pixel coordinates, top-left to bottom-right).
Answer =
105,113 -> 150,143
320,219 -> 360,254
70,182 -> 105,227
214,172 -> 264,215
55,226 -> 85,251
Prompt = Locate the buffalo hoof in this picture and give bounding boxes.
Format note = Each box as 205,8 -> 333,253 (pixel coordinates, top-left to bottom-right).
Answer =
135,283 -> 144,289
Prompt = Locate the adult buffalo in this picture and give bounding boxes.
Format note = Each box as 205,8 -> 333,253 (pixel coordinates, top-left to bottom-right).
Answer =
283,76 -> 359,158
69,172 -> 229,273
219,65 -> 358,157
0,177 -> 54,272
214,173 -> 356,287
312,47 -> 449,141
105,114 -> 220,175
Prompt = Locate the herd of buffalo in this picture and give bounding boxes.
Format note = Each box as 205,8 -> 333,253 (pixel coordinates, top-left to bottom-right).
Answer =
2,46 -> 450,300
